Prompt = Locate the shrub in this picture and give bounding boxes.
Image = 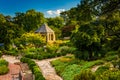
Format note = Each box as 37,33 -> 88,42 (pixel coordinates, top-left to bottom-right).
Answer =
19,33 -> 45,47
33,66 -> 45,80
0,59 -> 8,66
74,50 -> 89,60
112,59 -> 120,69
74,70 -> 96,80
96,70 -> 120,80
104,55 -> 118,61
106,51 -> 118,56
0,65 -> 9,75
57,46 -> 76,55
0,59 -> 9,75
95,66 -> 109,75
4,48 -> 18,56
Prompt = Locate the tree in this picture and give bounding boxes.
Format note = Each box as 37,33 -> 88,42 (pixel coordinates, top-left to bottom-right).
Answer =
0,14 -> 6,23
17,33 -> 45,48
14,9 -> 45,32
0,14 -> 24,50
71,23 -> 105,60
47,17 -> 64,28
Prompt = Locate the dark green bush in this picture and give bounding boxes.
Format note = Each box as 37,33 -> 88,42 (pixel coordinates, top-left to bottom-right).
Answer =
0,59 -> 9,75
57,46 -> 76,55
96,70 -> 120,80
4,48 -> 18,56
0,65 -> 9,75
33,66 -> 45,80
74,50 -> 89,60
112,59 -> 120,69
74,70 -> 96,80
0,59 -> 8,66
95,66 -> 109,75
104,55 -> 118,61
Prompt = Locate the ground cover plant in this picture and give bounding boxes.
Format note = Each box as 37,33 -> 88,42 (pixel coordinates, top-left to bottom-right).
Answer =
0,59 -> 9,75
51,55 -> 105,80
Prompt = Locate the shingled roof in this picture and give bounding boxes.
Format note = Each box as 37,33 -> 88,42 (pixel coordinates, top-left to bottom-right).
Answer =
35,24 -> 54,33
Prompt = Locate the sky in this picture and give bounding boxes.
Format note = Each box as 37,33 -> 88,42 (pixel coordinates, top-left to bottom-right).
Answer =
0,0 -> 80,17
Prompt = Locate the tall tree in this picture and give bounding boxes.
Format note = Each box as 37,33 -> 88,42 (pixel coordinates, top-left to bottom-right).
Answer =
14,9 -> 45,32
47,17 -> 64,28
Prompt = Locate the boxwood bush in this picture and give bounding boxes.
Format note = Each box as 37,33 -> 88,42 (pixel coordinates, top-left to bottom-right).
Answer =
0,59 -> 9,75
96,70 -> 120,80
74,70 -> 96,80
95,66 -> 109,75
0,65 -> 9,75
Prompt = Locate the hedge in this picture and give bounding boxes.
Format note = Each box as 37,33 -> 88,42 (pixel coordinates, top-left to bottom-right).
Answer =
20,57 -> 45,80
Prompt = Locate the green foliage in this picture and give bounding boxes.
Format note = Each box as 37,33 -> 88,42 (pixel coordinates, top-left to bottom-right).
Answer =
104,55 -> 118,61
0,14 -> 6,23
96,70 -> 120,80
112,59 -> 120,69
23,45 -> 76,60
4,48 -> 18,56
14,9 -> 45,32
51,56 -> 104,80
74,70 -> 96,80
61,64 -> 81,80
74,50 -> 89,60
95,66 -> 109,75
0,65 -> 9,75
71,23 -> 105,60
33,66 -> 45,80
47,17 -> 64,28
0,59 -> 8,66
0,22 -> 24,50
57,46 -> 76,55
0,59 -> 9,75
17,32 -> 45,48
20,57 -> 45,80
51,59 -> 69,75
78,60 -> 104,70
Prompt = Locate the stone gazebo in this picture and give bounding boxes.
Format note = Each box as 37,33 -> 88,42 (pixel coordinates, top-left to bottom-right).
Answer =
35,24 -> 55,42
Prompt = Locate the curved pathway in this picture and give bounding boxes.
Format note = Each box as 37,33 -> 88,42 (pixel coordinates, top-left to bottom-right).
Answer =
35,58 -> 63,80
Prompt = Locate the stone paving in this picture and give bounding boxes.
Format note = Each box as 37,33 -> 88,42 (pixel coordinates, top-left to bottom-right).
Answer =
2,55 -> 20,63
35,58 -> 63,80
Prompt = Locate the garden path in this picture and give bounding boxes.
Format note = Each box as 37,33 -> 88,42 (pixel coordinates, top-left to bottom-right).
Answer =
2,55 -> 63,80
2,55 -> 20,63
34,57 -> 63,80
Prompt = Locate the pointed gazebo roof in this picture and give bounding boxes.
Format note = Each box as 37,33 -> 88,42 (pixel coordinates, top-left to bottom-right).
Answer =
35,24 -> 54,33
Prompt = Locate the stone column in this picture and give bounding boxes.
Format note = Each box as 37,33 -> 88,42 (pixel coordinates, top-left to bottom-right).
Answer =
46,33 -> 49,42
53,33 -> 55,41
